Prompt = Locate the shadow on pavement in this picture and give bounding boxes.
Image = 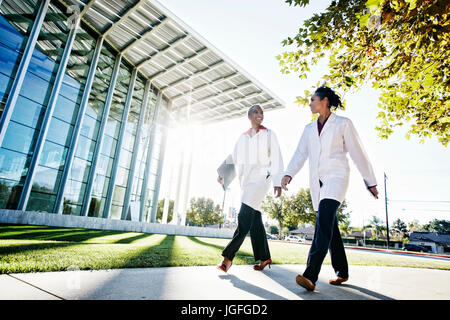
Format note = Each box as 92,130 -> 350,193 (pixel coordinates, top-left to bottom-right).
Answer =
218,274 -> 288,300
343,284 -> 394,300
262,265 -> 395,300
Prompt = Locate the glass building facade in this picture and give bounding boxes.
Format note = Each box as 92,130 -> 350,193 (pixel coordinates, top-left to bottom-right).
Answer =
0,0 -> 168,222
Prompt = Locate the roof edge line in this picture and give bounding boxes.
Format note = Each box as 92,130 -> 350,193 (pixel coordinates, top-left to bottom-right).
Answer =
149,0 -> 286,108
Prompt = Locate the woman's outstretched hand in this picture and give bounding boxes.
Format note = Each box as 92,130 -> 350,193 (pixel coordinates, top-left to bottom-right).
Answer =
217,176 -> 224,185
281,175 -> 292,191
274,186 -> 281,198
369,186 -> 378,199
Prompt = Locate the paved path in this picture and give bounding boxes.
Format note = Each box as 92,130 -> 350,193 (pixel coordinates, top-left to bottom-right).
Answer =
1,264 -> 449,300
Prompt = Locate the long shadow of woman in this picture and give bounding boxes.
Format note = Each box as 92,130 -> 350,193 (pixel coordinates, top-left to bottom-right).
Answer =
218,274 -> 288,300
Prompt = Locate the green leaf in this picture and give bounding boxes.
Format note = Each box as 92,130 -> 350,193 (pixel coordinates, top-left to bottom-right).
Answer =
359,13 -> 371,27
365,0 -> 382,11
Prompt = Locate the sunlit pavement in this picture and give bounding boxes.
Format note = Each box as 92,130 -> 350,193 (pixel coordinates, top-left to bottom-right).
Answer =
1,264 -> 449,300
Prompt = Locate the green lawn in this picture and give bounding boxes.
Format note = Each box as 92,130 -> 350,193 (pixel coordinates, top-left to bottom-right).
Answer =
1,224 -> 449,274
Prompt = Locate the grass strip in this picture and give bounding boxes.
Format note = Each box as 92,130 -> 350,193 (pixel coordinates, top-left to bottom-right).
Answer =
1,224 -> 448,274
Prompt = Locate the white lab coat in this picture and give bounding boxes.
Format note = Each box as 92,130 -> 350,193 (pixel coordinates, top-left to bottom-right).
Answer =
230,127 -> 284,211
285,113 -> 377,211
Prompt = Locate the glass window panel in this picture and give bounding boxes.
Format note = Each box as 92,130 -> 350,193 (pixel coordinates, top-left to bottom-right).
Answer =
0,148 -> 28,181
138,160 -> 146,177
109,103 -> 124,122
121,131 -> 135,152
102,180 -> 110,198
115,166 -> 129,187
0,178 -> 23,209
70,156 -> 91,183
80,115 -> 99,140
66,46 -> 95,90
86,46 -> 115,120
148,174 -> 157,191
92,174 -> 108,197
11,95 -> 45,128
33,1 -> 70,80
19,70 -> 53,105
27,191 -> 56,213
53,93 -> 78,124
27,48 -> 57,83
0,14 -> 29,52
2,120 -> 38,155
118,149 -> 132,169
86,98 -> 105,121
62,203 -> 82,216
150,159 -> 159,175
75,134 -> 96,161
112,185 -> 125,205
63,179 -> 86,206
38,140 -> 67,170
105,116 -> 120,139
126,119 -> 138,135
46,117 -> 73,147
88,196 -> 103,217
131,177 -> 139,197
109,204 -> 122,220
31,165 -> 61,194
0,42 -> 20,79
96,154 -> 113,177
59,74 -> 82,104
100,135 -> 117,158
136,179 -> 143,196
146,190 -> 155,209
0,72 -> 12,104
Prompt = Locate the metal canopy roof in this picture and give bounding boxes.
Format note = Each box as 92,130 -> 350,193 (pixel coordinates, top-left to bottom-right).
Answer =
57,0 -> 285,124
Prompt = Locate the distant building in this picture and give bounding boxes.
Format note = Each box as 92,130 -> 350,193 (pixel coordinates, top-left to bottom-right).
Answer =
409,232 -> 450,254
290,225 -> 315,241
0,0 -> 283,232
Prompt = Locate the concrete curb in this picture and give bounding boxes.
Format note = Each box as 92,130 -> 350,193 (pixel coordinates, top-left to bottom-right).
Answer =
273,240 -> 450,259
0,209 -> 234,239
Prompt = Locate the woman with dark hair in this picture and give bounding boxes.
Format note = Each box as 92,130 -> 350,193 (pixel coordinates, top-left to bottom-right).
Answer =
217,104 -> 284,273
281,86 -> 378,291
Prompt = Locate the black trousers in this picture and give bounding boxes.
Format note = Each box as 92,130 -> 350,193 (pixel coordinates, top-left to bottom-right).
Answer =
222,203 -> 271,262
303,198 -> 349,284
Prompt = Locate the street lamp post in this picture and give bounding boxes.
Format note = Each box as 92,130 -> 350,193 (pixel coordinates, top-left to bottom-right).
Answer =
384,172 -> 390,249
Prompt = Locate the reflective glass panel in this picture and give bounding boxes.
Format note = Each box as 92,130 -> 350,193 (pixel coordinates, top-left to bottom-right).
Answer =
31,166 -> 61,194
27,191 -> 56,212
0,148 -> 28,181
38,140 -> 67,170
2,120 -> 38,155
0,178 -> 22,209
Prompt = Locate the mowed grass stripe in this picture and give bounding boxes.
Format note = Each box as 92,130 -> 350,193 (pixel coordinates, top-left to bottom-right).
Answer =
0,224 -> 448,274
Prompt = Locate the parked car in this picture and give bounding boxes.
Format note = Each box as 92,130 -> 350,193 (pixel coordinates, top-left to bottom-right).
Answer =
266,233 -> 278,240
285,235 -> 304,243
402,244 -> 430,252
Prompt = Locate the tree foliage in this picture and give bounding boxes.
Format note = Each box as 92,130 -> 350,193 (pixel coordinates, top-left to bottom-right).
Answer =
262,194 -> 286,239
156,199 -> 174,222
368,215 -> 386,239
423,219 -> 450,234
392,218 -> 409,239
262,188 -> 351,232
279,0 -> 450,146
186,197 -> 224,227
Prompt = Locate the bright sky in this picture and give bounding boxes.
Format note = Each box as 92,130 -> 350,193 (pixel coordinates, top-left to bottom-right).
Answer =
158,0 -> 450,228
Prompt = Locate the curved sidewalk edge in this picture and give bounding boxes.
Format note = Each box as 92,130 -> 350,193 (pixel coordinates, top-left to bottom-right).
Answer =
1,264 -> 449,300
275,240 -> 450,259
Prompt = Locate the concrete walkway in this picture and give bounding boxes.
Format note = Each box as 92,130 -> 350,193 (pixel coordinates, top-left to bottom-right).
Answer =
1,264 -> 449,300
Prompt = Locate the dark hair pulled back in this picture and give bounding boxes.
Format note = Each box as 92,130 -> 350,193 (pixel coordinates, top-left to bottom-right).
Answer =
314,86 -> 343,110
